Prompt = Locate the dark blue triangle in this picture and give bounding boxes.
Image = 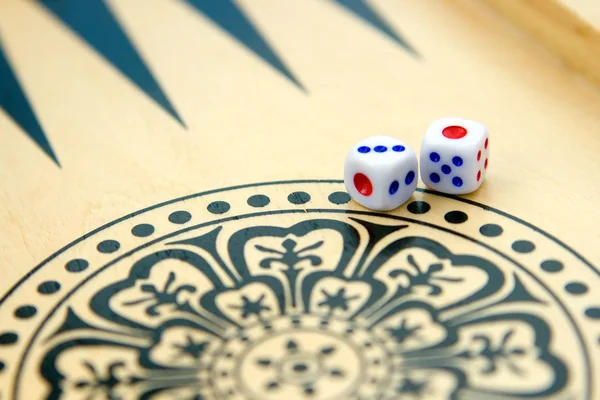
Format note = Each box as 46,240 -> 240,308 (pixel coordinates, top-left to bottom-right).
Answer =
40,0 -> 185,126
184,0 -> 305,91
335,0 -> 419,57
0,40 -> 59,165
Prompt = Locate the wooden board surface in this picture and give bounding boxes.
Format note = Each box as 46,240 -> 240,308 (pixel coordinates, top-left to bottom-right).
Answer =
0,1 -> 599,399
483,0 -> 600,88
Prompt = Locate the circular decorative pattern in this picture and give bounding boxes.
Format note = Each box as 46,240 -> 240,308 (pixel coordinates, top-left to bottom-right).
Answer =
131,223 -> 155,237
37,281 -> 60,295
392,145 -> 405,152
441,165 -> 451,174
444,210 -> 468,224
374,145 -> 387,153
248,194 -> 271,208
168,210 -> 192,224
288,191 -> 312,204
541,260 -> 564,273
14,306 -> 36,319
217,316 -> 376,399
0,180 -> 596,400
96,239 -> 120,254
480,223 -> 503,237
429,152 -> 440,163
452,176 -> 463,187
357,146 -> 370,154
207,201 -> 231,214
65,258 -> 88,273
0,332 -> 18,345
512,240 -> 535,253
477,151 -> 481,161
565,282 -> 588,295
430,173 -> 440,183
328,192 -> 351,205
442,125 -> 467,139
407,200 -> 430,214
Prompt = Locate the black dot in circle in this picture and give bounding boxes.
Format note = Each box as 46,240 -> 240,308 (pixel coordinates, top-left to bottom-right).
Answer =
293,363 -> 308,372
584,307 -> 600,319
65,258 -> 88,273
512,240 -> 535,253
0,361 -> 4,372
247,194 -> 270,208
444,211 -> 468,224
288,191 -> 311,205
168,211 -> 192,224
97,240 -> 120,254
208,201 -> 231,214
541,259 -> 563,272
565,282 -> 588,295
407,201 -> 430,214
0,332 -> 18,345
480,224 -> 503,237
131,223 -> 155,237
14,305 -> 37,319
328,191 -> 351,205
37,281 -> 61,295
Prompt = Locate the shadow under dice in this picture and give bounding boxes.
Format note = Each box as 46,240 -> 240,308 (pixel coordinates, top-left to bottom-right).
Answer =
420,118 -> 489,195
344,135 -> 418,211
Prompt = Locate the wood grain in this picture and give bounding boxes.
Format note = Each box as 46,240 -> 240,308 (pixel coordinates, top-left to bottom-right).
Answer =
483,0 -> 600,89
0,1 -> 599,398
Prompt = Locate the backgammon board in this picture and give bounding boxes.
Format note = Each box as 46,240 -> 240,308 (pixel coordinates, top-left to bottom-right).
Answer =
1,1 -> 599,399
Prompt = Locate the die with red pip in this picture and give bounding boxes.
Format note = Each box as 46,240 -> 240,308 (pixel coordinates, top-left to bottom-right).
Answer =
420,118 -> 489,195
344,136 -> 418,211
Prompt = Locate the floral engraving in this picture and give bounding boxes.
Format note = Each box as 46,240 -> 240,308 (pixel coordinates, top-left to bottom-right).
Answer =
38,217 -> 569,399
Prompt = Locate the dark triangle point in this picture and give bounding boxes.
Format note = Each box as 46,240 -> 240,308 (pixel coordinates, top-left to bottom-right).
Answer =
40,0 -> 185,127
0,40 -> 60,165
184,0 -> 305,91
335,0 -> 419,57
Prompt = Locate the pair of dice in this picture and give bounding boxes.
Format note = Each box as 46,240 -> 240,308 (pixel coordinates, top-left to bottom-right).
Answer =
344,117 -> 490,211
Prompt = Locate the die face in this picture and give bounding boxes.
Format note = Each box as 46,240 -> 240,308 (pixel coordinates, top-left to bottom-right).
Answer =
420,118 -> 489,194
424,118 -> 487,148
344,136 -> 418,211
348,136 -> 414,166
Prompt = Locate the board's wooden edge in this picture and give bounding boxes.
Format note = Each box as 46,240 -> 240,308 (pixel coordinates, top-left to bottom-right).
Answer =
482,0 -> 600,89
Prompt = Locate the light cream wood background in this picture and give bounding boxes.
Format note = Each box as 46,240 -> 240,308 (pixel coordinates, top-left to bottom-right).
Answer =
0,1 -> 599,399
485,0 -> 600,88
1,0 -> 599,292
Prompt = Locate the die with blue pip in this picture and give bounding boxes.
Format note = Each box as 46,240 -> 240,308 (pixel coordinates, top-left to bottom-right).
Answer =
344,118 -> 489,211
420,117 -> 489,195
344,136 -> 418,211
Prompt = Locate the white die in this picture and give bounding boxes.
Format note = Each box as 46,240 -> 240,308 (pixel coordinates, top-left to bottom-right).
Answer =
344,136 -> 418,211
420,118 -> 489,195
